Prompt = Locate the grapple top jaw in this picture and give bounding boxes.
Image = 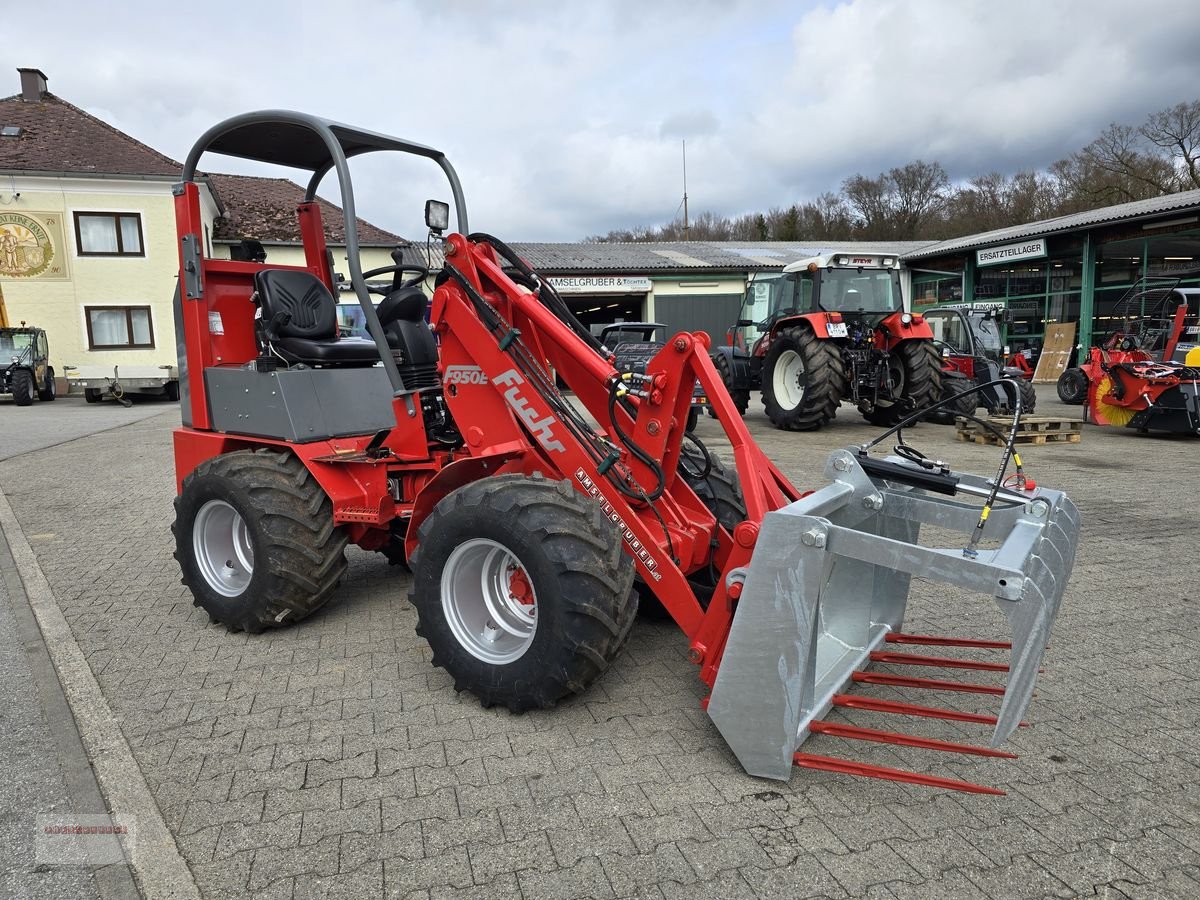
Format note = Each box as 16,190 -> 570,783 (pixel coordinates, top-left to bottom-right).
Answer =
706,449 -> 1080,785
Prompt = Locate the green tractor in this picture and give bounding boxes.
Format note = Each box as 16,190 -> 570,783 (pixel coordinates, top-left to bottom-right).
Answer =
1,325 -> 56,406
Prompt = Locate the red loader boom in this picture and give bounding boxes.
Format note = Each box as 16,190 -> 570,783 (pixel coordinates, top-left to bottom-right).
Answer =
171,111 -> 1080,795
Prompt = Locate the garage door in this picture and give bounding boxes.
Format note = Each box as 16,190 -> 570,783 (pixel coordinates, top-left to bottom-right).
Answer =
654,293 -> 743,348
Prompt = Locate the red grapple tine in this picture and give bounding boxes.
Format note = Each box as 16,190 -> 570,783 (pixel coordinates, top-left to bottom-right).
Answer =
793,752 -> 1006,796
808,721 -> 1018,758
852,671 -> 1007,695
832,693 -> 1014,726
870,650 -> 1010,672
886,633 -> 1012,650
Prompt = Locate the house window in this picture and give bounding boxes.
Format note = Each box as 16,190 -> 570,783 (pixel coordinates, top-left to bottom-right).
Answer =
85,306 -> 154,349
74,212 -> 144,256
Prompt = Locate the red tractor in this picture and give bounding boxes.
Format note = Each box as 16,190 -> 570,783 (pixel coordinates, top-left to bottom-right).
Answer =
169,111 -> 1080,794
923,306 -> 1036,423
712,256 -> 941,430
1057,281 -> 1200,434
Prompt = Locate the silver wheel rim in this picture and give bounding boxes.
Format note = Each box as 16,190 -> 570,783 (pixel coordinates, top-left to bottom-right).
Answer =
193,499 -> 254,597
441,538 -> 537,664
773,350 -> 806,410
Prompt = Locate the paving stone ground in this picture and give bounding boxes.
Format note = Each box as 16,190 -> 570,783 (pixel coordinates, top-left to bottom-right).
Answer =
1,386 -> 1198,898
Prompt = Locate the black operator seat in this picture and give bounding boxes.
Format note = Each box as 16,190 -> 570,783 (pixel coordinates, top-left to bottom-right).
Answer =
377,285 -> 440,390
253,269 -> 380,367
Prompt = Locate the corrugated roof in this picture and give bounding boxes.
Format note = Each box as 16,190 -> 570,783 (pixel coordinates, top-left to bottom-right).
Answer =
0,91 -> 180,176
208,173 -> 403,246
904,190 -> 1200,260
510,240 -> 931,273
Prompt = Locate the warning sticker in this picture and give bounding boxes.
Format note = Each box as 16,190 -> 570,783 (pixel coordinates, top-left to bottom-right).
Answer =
208,311 -> 224,335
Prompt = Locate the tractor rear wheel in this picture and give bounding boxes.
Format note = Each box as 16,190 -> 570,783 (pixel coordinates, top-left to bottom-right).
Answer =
762,326 -> 845,430
38,367 -> 56,401
710,352 -> 749,418
410,474 -> 636,712
1057,368 -> 1087,405
173,449 -> 348,633
862,340 -> 941,426
11,369 -> 34,406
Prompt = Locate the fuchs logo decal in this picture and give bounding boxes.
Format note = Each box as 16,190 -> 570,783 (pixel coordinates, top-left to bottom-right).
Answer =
573,468 -> 661,580
443,365 -> 489,385
494,369 -> 566,453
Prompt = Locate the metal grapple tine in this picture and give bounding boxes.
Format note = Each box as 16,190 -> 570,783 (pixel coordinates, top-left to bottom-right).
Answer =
706,449 -> 1080,783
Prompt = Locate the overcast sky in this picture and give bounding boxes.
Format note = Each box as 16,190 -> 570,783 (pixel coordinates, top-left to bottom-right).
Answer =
7,0 -> 1200,241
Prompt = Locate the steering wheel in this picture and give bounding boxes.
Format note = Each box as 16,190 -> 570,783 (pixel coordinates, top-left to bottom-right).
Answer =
360,264 -> 429,296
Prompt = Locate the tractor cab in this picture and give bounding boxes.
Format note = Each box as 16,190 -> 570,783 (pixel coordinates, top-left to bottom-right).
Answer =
733,254 -> 905,350
1100,281 -> 1200,363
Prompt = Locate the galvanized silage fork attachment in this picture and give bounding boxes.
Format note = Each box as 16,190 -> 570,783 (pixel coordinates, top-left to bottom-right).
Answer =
707,448 -> 1079,795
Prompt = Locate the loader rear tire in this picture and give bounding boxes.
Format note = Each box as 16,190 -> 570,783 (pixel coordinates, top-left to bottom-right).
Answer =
762,326 -> 845,430
84,388 -> 102,403
38,368 -> 56,401
173,449 -> 348,634
410,473 -> 636,713
1057,368 -> 1087,405
862,339 -> 941,426
709,352 -> 750,418
1000,377 -> 1037,414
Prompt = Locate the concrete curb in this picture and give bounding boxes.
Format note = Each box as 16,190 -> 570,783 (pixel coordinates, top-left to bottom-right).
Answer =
0,484 -> 201,900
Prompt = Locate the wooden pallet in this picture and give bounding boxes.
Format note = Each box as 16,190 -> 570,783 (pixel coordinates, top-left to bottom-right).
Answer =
955,415 -> 1083,446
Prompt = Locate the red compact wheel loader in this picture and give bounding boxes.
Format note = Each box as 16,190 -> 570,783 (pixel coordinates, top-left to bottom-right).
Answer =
171,111 -> 1080,794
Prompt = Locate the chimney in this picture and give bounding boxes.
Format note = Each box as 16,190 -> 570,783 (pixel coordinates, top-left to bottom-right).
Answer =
18,68 -> 48,103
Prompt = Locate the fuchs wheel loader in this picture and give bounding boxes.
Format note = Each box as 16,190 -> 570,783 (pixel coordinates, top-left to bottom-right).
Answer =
170,111 -> 1080,794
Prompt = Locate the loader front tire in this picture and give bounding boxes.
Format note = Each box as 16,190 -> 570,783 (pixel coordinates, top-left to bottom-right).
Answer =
926,374 -> 978,424
11,369 -> 34,406
173,449 -> 348,634
410,474 -> 636,712
762,327 -> 845,430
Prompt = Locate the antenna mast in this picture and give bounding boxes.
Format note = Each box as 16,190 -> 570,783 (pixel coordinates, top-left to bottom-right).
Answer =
682,140 -> 689,241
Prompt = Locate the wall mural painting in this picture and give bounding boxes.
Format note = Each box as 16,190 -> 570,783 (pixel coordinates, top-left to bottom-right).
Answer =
0,212 -> 70,281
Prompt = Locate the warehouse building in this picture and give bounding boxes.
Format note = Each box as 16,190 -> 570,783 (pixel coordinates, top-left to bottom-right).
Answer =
904,192 -> 1200,358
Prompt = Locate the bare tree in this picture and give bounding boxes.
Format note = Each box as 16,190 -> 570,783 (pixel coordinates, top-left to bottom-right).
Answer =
1141,99 -> 1200,190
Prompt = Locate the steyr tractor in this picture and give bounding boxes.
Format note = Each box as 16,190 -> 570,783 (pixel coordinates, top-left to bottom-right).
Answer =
170,111 -> 1080,794
1057,281 -> 1200,434
923,306 -> 1036,423
1,325 -> 56,406
712,255 -> 941,430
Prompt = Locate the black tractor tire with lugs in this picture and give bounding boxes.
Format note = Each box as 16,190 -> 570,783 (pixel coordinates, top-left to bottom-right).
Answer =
11,369 -> 34,406
863,339 -> 942,426
761,326 -> 846,430
709,352 -> 749,418
927,374 -> 978,424
1057,367 -> 1087,405
173,449 -> 348,633
409,473 -> 636,713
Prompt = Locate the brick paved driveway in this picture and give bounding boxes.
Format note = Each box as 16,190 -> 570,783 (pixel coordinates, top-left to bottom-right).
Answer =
1,388 -> 1197,898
